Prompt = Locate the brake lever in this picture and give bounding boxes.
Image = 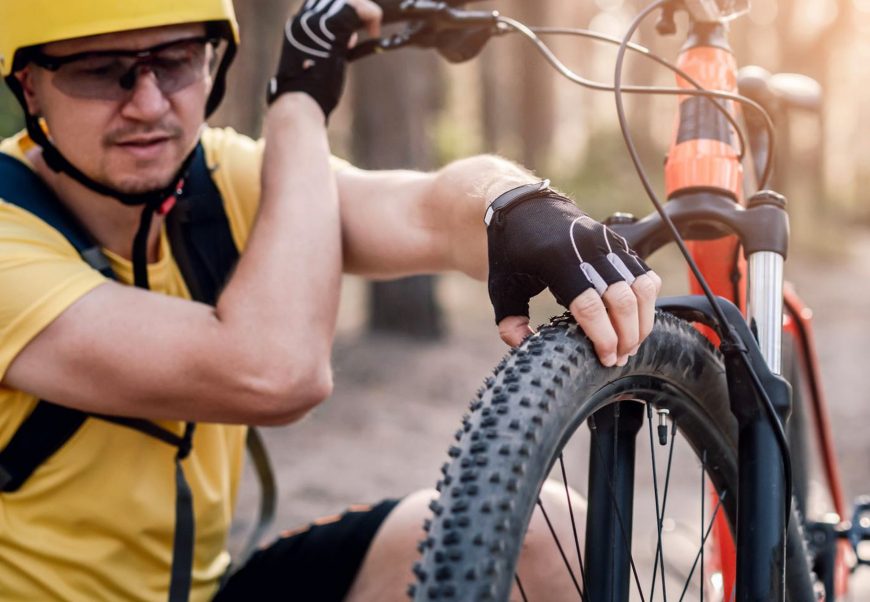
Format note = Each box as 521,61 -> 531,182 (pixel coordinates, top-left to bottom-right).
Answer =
348,2 -> 500,62
348,21 -> 430,62
379,0 -> 494,23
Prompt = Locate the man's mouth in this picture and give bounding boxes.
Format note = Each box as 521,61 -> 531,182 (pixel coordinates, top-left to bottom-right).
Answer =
113,135 -> 173,159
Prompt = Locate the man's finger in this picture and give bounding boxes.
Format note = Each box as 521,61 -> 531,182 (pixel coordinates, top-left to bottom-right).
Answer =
498,315 -> 535,348
631,271 -> 660,352
348,0 -> 383,37
601,282 -> 639,363
569,290 -> 618,367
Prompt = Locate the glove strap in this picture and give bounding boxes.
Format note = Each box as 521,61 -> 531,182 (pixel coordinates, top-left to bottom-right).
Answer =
484,179 -> 553,226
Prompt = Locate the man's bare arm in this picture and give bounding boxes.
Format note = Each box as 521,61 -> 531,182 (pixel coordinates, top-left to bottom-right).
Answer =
337,155 -> 529,281
336,155 -> 661,365
4,95 -> 342,425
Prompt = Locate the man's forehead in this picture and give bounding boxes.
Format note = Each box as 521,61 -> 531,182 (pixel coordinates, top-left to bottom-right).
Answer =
42,23 -> 207,56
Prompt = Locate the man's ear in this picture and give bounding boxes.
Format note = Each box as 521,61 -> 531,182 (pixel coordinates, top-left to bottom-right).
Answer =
13,67 -> 41,116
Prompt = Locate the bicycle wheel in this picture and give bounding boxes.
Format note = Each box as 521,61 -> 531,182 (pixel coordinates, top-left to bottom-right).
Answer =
782,334 -> 810,518
411,311 -> 817,602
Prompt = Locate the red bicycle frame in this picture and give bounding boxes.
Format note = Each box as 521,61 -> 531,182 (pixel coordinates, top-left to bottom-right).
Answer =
664,18 -> 849,601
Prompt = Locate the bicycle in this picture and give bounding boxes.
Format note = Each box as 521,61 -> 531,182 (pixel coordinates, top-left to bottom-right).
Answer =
351,0 -> 870,600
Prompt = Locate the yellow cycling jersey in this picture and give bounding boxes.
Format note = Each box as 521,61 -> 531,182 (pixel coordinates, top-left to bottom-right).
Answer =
0,127 -> 346,601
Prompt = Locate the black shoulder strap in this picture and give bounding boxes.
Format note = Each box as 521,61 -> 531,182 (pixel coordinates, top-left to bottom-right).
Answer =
0,153 -> 101,491
0,153 -> 114,278
165,144 -> 239,305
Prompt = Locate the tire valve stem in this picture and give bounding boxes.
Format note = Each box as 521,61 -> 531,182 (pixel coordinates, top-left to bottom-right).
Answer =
657,409 -> 670,446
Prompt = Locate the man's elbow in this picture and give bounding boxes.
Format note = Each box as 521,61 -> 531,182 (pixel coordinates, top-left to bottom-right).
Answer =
246,362 -> 334,426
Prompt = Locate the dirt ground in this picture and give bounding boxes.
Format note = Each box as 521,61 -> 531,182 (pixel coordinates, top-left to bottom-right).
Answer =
229,228 -> 870,598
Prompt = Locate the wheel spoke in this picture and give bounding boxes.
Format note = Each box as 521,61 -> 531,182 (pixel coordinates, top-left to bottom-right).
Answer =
558,454 -> 590,594
611,408 -> 619,602
588,413 -> 647,602
700,451 -> 706,602
515,573 -> 530,602
678,490 -> 727,602
536,498 -> 586,600
645,404 -> 668,602
650,419 -> 677,601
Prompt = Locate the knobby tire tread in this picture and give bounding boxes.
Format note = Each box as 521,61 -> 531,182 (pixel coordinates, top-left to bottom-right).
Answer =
411,311 -> 817,602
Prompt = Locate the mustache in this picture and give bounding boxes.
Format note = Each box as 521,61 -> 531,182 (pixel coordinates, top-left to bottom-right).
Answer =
103,123 -> 184,146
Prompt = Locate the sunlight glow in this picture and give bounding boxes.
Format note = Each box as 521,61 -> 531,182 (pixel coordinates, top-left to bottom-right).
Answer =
749,0 -> 778,26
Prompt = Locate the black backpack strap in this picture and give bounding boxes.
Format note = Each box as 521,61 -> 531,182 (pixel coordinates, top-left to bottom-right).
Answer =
165,145 -> 277,564
97,415 -> 198,602
0,153 -> 113,278
0,153 -> 106,494
0,403 -> 87,491
165,144 -> 239,305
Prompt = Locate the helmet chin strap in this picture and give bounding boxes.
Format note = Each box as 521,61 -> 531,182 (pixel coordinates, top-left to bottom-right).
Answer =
23,112 -> 195,290
6,29 -> 236,291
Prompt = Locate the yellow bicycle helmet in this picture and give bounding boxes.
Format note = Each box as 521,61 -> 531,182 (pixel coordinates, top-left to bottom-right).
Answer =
1,0 -> 239,117
1,0 -> 241,291
0,0 -> 239,76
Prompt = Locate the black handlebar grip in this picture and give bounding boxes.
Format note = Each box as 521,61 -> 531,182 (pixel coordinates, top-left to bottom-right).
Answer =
373,0 -> 410,23
372,0 -> 489,24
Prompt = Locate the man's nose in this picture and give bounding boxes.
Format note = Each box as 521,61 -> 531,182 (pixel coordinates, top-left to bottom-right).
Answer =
119,67 -> 171,121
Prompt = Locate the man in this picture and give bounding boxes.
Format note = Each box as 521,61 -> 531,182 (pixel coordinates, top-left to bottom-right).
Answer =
0,0 -> 660,600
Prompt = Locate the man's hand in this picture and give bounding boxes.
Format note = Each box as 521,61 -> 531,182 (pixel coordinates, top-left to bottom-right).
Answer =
487,184 -> 662,367
267,0 -> 383,118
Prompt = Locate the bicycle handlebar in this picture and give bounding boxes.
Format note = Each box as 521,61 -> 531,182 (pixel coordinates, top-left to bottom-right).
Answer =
349,0 -> 499,62
373,0 -> 492,24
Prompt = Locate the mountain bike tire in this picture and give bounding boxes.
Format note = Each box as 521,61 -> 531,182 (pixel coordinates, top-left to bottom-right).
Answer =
411,311 -> 817,602
783,334 -> 810,518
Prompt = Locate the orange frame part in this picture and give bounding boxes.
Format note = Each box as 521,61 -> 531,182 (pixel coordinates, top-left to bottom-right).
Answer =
663,31 -> 850,600
665,39 -> 745,602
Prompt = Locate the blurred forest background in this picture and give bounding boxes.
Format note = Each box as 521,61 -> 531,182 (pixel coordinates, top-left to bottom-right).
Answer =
5,5 -> 870,585
2,0 -> 868,335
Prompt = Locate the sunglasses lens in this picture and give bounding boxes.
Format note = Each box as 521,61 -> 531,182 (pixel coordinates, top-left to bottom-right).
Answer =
51,57 -> 130,100
47,39 -> 214,101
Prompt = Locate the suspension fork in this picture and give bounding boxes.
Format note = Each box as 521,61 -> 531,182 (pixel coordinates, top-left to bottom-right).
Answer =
665,19 -> 791,602
740,249 -> 788,601
584,402 -> 645,602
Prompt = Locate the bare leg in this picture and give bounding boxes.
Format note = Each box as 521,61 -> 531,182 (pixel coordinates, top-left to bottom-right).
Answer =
344,481 -> 587,602
344,489 -> 436,602
511,479 -> 588,601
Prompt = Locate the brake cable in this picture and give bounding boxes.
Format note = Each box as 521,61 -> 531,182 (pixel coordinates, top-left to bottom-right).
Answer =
495,17 -> 776,190
358,0 -> 793,526
610,0 -> 793,527
351,1 -> 777,189
526,27 -> 748,163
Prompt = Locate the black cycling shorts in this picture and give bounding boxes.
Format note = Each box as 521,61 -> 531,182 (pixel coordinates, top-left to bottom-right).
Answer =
214,499 -> 400,601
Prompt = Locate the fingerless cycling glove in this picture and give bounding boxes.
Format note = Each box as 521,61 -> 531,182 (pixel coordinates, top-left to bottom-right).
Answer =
268,0 -> 362,118
486,182 -> 651,323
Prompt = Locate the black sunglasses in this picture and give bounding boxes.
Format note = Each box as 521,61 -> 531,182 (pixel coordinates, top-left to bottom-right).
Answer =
29,36 -> 222,101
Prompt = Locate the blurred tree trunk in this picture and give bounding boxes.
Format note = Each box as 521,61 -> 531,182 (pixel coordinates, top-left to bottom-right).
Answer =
351,50 -> 446,339
512,0 -> 556,172
774,0 -> 853,217
211,0 -> 289,136
479,44 -> 503,152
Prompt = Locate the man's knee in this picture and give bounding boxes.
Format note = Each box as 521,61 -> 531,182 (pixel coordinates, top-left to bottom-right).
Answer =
345,489 -> 437,602
514,479 -> 588,601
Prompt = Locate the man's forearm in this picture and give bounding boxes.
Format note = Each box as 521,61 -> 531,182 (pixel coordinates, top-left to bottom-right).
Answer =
426,155 -> 537,280
333,154 -> 536,281
216,94 -> 342,398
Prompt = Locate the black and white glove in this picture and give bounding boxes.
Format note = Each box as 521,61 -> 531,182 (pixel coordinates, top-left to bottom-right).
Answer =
267,0 -> 363,118
486,181 -> 651,324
